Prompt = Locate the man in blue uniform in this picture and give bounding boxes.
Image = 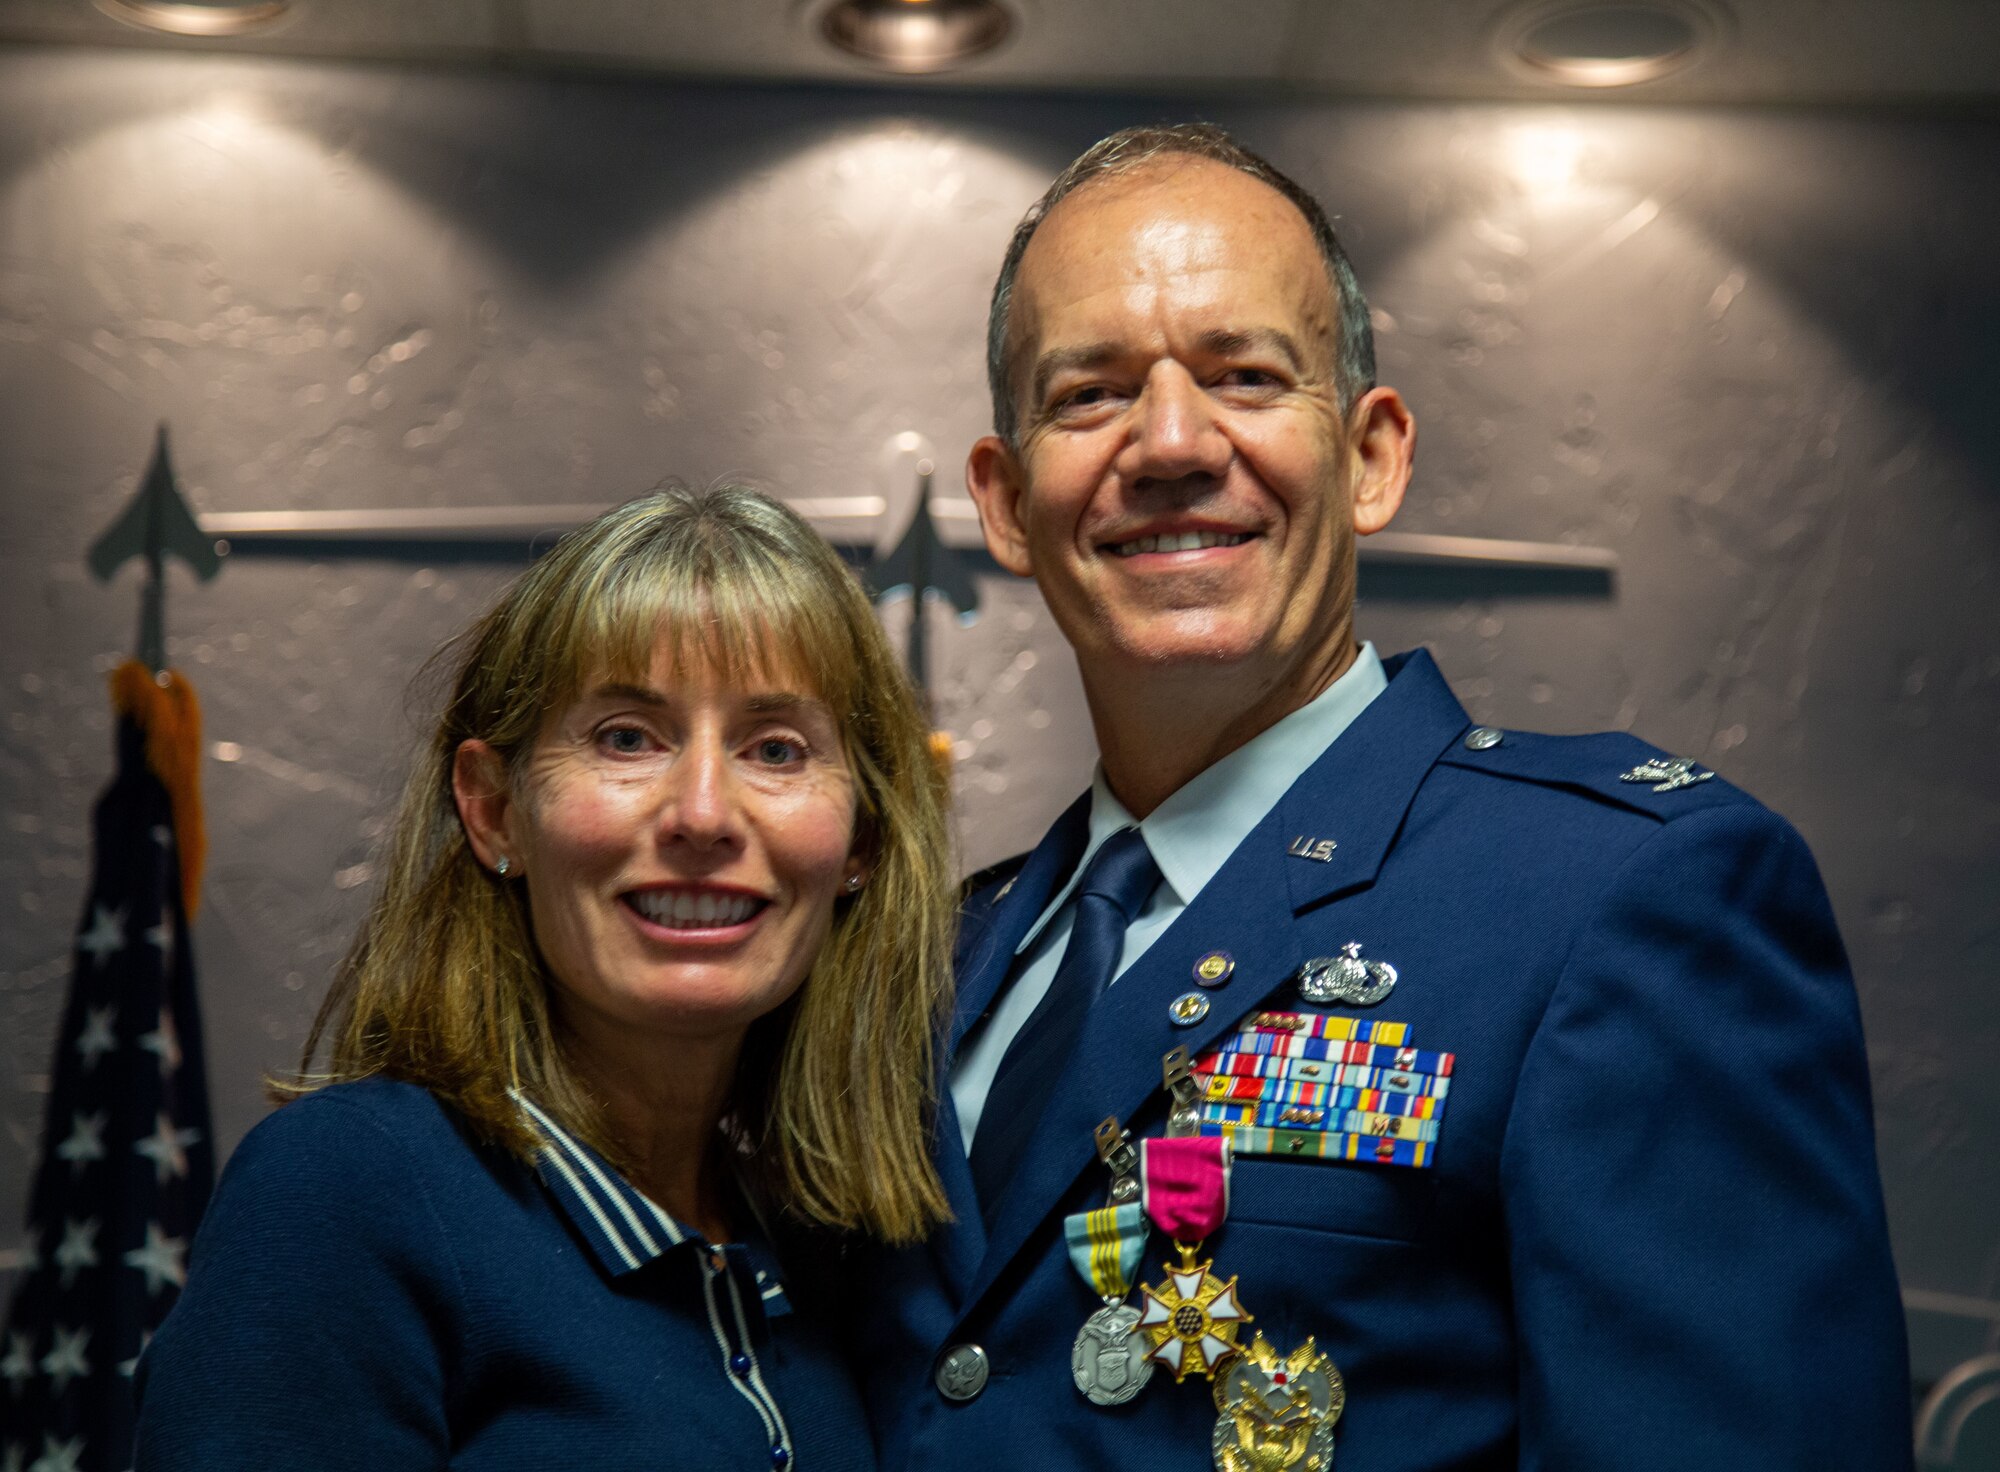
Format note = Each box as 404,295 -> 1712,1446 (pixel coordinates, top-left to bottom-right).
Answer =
847,124 -> 1910,1470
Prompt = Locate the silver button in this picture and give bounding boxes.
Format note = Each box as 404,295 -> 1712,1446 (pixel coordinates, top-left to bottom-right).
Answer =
934,1343 -> 989,1402
1168,991 -> 1211,1027
1464,727 -> 1503,751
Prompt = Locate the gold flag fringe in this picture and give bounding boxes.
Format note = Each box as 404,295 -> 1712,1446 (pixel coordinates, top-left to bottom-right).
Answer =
110,660 -> 206,917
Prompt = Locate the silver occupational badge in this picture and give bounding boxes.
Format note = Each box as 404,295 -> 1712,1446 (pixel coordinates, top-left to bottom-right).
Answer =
1295,942 -> 1398,1006
1072,1302 -> 1154,1406
1619,756 -> 1714,793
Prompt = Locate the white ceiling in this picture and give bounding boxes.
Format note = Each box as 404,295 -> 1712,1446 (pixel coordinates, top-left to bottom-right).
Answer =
1,0 -> 1997,103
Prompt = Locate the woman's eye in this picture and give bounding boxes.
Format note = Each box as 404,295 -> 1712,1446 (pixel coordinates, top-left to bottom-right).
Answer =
597,725 -> 652,756
753,737 -> 807,766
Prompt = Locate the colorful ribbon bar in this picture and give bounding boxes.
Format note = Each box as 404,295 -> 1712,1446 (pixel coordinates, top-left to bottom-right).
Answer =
1210,1033 -> 1456,1076
1196,1075 -> 1443,1119
1199,1053 -> 1454,1098
1199,1101 -> 1442,1142
1063,1201 -> 1149,1302
1199,1122 -> 1435,1169
1141,1135 -> 1232,1243
1227,1012 -> 1411,1046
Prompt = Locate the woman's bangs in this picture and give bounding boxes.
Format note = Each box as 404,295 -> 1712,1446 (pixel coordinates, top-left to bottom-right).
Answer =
556,539 -> 862,719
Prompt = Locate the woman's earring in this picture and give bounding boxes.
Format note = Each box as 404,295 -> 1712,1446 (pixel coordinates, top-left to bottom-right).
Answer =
494,856 -> 512,878
844,873 -> 863,893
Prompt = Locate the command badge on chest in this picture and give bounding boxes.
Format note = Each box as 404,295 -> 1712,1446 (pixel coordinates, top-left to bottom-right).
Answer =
1211,1334 -> 1346,1472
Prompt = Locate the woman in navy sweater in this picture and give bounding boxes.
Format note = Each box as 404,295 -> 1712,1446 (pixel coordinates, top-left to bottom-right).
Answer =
135,486 -> 957,1470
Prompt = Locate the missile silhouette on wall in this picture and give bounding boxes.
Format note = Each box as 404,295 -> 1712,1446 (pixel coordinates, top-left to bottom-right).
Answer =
88,425 -> 223,672
863,461 -> 990,711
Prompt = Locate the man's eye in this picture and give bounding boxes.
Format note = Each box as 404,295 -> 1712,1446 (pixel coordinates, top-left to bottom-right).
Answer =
1217,368 -> 1280,390
1053,384 -> 1117,414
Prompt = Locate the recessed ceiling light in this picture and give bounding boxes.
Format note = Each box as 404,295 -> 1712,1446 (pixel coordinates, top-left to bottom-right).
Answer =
94,0 -> 291,38
1499,1 -> 1718,88
819,0 -> 1012,75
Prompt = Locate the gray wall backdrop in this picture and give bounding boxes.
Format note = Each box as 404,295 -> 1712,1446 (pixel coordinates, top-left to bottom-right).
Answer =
1,47 -> 1994,1385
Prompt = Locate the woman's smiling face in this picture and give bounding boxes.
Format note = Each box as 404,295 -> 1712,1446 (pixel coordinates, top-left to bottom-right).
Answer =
492,638 -> 861,1047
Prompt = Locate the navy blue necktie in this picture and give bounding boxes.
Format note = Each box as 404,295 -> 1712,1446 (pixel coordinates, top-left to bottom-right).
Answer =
968,826 -> 1161,1218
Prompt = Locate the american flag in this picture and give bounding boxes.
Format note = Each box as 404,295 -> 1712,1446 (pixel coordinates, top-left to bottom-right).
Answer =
2,668 -> 214,1472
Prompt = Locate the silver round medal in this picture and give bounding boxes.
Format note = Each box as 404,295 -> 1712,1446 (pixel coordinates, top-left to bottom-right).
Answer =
1071,1302 -> 1153,1406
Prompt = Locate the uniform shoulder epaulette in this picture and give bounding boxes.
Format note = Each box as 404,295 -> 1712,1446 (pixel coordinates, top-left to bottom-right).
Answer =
1436,724 -> 1755,823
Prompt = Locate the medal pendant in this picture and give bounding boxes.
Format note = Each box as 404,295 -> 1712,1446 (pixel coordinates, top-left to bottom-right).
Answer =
1071,1301 -> 1154,1406
1210,1334 -> 1345,1472
1135,1242 -> 1252,1383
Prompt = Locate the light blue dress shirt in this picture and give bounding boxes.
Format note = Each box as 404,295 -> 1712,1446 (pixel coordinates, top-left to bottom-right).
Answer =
950,643 -> 1388,1151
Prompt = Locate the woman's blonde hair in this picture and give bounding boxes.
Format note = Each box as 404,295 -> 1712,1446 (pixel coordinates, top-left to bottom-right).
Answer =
285,485 -> 954,1243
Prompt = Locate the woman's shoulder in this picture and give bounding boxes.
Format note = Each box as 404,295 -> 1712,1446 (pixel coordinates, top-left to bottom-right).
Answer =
223,1077 -> 484,1212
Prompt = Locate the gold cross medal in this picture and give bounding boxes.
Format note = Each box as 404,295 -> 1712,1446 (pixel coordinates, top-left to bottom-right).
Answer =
1135,1241 -> 1251,1382
1134,1127 -> 1251,1383
1211,1334 -> 1346,1472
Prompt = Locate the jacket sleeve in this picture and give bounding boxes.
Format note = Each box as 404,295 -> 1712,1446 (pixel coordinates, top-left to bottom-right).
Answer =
1500,804 -> 1910,1470
134,1094 -> 457,1469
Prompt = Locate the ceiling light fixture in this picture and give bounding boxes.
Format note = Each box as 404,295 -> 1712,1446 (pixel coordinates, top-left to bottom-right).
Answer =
819,0 -> 1012,75
94,0 -> 291,38
1498,1 -> 1719,88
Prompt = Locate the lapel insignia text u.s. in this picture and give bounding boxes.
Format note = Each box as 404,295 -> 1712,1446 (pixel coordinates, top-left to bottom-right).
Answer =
1287,835 -> 1337,863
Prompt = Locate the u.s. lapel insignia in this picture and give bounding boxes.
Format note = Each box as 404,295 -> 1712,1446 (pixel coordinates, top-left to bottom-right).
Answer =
1295,943 -> 1397,1006
1211,1334 -> 1345,1472
1286,835 -> 1336,863
1619,756 -> 1714,793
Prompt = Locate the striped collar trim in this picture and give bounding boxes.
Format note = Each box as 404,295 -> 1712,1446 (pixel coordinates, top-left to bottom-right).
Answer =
508,1091 -> 790,1315
512,1090 -> 690,1274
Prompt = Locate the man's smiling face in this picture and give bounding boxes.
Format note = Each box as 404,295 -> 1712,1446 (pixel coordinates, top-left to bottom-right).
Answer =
972,156 -> 1368,694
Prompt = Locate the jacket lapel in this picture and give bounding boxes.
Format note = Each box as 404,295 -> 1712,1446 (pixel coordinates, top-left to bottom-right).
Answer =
931,792 -> 1092,1298
950,793 -> 1092,1054
961,651 -> 1471,1311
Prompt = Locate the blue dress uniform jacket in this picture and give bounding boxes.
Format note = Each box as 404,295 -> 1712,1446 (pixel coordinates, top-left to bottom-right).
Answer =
849,650 -> 1910,1472
135,1078 -> 874,1472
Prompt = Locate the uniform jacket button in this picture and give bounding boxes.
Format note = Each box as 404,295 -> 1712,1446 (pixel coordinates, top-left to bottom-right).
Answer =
934,1343 -> 989,1402
1464,726 -> 1504,750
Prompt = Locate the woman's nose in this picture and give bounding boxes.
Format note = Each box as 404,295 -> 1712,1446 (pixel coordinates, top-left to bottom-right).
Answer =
659,740 -> 742,851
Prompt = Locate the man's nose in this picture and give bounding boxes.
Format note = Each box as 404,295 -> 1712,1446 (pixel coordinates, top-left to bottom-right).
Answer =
1120,363 -> 1231,485
659,739 -> 743,851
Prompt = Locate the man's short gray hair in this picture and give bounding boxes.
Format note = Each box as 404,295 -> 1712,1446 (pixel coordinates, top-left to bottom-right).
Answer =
985,123 -> 1377,448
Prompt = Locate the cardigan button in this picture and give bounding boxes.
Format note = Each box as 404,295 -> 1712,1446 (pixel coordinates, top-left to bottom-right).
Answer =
730,1352 -> 752,1376
770,1446 -> 790,1468
934,1342 -> 989,1401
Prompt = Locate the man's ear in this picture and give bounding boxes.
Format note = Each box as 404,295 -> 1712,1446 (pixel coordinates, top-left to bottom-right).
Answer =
966,435 -> 1035,577
452,739 -> 519,874
1347,386 -> 1416,537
